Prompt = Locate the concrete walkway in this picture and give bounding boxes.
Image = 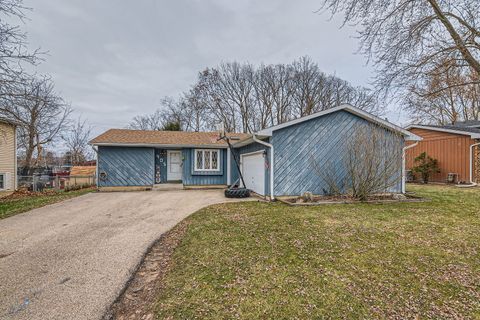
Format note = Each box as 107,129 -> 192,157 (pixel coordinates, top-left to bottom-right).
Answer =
0,190 -> 248,320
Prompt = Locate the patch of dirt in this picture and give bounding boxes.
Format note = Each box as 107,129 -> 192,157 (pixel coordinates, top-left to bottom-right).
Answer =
103,221 -> 189,320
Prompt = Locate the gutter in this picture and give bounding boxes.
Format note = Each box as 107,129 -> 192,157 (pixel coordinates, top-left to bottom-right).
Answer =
402,142 -> 419,193
252,134 -> 274,201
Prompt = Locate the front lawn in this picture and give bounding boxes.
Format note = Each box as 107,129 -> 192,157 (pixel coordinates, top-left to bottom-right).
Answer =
155,185 -> 480,319
0,188 -> 95,220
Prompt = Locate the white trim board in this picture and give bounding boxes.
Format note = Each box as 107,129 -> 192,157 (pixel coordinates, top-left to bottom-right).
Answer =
406,125 -> 480,139
91,142 -> 229,149
256,104 -> 422,141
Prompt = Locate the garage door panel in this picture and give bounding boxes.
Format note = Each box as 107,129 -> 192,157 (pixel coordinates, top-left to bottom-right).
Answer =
241,152 -> 265,195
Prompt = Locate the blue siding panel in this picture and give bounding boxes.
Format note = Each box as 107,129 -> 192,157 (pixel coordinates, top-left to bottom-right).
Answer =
272,110 -> 404,196
98,146 -> 154,187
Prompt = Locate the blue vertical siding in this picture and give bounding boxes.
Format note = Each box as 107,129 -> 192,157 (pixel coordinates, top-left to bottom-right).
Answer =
271,110 -> 404,196
98,146 -> 154,187
182,148 -> 227,185
232,141 -> 271,196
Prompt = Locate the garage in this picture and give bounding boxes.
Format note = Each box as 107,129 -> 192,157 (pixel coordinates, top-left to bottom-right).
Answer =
241,151 -> 265,195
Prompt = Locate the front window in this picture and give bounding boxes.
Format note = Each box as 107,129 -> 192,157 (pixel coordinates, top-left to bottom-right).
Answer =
194,149 -> 220,171
0,174 -> 4,189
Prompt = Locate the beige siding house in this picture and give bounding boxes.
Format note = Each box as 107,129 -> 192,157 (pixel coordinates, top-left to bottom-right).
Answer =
0,118 -> 17,192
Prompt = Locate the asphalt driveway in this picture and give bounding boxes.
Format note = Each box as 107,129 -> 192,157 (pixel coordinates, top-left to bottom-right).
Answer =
0,190 -> 246,320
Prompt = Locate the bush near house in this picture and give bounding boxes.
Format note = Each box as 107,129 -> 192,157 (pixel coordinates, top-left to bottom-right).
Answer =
412,152 -> 440,183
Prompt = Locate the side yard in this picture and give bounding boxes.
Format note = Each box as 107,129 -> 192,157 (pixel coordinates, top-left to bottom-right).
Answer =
0,188 -> 95,220
139,185 -> 480,319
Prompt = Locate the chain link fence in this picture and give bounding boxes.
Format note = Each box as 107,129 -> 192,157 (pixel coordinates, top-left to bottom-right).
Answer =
17,175 -> 96,192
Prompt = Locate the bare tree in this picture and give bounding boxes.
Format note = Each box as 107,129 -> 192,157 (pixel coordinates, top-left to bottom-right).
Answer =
311,124 -> 404,200
132,58 -> 380,134
318,0 -> 480,99
0,76 -> 71,171
62,117 -> 93,165
129,109 -> 164,131
0,0 -> 40,100
128,97 -> 187,131
406,60 -> 480,124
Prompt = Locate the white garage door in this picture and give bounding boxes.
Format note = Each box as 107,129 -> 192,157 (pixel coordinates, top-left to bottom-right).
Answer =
241,152 -> 265,195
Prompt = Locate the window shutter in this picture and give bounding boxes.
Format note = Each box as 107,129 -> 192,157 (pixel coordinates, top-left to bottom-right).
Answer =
5,172 -> 12,190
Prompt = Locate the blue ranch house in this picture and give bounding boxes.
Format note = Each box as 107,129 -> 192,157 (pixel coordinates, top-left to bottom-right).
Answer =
90,104 -> 421,199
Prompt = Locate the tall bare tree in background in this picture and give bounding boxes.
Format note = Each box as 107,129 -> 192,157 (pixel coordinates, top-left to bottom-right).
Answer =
0,0 -> 40,100
131,57 -> 380,133
1,76 -> 71,172
318,0 -> 480,124
406,60 -> 480,124
62,117 -> 93,165
129,97 -> 184,131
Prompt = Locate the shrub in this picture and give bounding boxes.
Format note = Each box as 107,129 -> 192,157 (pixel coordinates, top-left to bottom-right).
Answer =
412,152 -> 440,184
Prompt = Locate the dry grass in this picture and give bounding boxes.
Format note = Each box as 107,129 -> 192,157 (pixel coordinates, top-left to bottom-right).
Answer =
154,185 -> 480,319
0,188 -> 95,220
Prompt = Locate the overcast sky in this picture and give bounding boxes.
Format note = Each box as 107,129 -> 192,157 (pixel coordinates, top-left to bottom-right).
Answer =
23,0 -> 405,135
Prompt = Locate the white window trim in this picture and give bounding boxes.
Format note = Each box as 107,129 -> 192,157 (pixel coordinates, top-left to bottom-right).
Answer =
0,173 -> 5,190
194,149 -> 220,172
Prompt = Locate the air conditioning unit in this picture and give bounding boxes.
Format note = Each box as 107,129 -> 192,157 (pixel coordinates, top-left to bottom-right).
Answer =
446,173 -> 458,184
406,170 -> 414,182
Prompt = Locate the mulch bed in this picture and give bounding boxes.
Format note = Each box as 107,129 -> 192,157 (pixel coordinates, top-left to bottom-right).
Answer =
103,221 -> 189,320
278,193 -> 427,206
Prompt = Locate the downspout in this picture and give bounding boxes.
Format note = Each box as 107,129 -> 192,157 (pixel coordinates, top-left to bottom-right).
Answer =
455,141 -> 480,188
14,124 -> 17,190
402,142 -> 419,194
252,134 -> 274,201
92,145 -> 99,186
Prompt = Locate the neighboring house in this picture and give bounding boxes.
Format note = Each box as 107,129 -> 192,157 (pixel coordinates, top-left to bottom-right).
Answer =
90,104 -> 419,198
0,118 -> 18,193
406,122 -> 480,183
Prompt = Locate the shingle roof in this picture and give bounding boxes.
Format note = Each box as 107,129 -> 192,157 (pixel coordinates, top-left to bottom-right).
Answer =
70,166 -> 96,176
451,120 -> 480,127
406,124 -> 480,138
90,129 -> 250,147
418,124 -> 480,134
438,124 -> 480,134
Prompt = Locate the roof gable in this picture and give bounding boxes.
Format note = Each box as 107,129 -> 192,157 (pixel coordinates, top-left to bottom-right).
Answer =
256,104 -> 421,141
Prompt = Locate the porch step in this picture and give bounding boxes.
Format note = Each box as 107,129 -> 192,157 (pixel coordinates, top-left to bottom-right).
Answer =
152,183 -> 184,191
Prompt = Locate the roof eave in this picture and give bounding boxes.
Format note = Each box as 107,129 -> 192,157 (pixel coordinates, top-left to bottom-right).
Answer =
231,134 -> 268,148
406,125 -> 480,139
90,142 -> 229,148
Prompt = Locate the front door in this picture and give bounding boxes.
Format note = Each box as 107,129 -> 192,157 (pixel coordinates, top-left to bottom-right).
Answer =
167,150 -> 182,181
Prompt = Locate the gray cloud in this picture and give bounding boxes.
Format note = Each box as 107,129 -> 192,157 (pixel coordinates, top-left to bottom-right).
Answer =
22,0 -> 404,135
